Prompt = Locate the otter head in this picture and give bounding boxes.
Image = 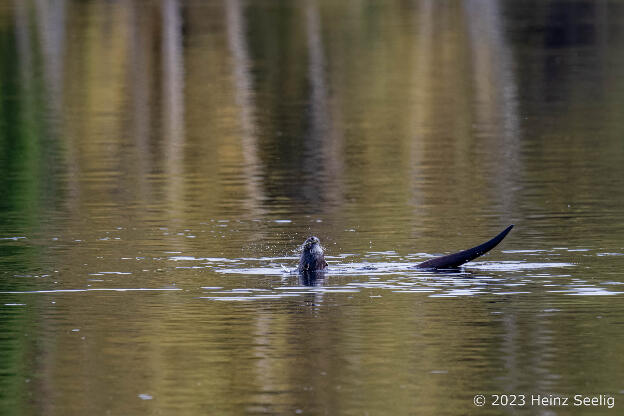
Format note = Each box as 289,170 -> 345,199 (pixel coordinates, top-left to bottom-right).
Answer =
298,236 -> 328,272
303,236 -> 321,250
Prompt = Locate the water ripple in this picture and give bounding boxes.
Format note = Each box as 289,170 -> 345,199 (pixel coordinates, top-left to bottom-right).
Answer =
0,288 -> 182,294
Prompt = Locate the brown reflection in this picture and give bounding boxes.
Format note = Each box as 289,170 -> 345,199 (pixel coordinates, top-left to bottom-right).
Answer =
225,0 -> 265,216
303,0 -> 344,209
162,0 -> 185,217
463,0 -> 521,214
4,0 -> 623,228
388,1 -> 521,246
408,0 -> 433,232
126,0 -> 155,205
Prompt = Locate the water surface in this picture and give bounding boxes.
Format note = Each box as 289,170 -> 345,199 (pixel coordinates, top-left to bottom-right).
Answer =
1,1 -> 624,415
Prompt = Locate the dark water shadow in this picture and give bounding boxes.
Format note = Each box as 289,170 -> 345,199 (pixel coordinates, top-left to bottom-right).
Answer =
298,270 -> 327,286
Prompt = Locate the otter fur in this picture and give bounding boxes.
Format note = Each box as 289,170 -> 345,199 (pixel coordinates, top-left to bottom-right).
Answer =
298,236 -> 328,272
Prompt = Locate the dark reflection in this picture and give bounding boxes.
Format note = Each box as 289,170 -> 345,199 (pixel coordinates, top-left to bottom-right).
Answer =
298,270 -> 326,286
424,268 -> 470,277
504,1 -> 607,48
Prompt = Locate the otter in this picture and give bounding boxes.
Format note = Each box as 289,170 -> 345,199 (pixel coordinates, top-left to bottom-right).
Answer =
297,225 -> 513,272
298,236 -> 328,272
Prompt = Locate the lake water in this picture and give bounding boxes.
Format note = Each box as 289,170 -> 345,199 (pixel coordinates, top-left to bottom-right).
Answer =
1,1 -> 624,415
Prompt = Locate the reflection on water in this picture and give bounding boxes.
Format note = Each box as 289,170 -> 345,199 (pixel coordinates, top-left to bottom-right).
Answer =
2,0 -> 624,415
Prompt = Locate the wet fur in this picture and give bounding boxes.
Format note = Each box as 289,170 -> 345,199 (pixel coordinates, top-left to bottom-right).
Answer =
298,236 -> 328,272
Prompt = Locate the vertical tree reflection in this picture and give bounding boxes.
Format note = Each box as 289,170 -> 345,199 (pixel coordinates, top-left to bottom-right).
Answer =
35,0 -> 66,117
225,0 -> 265,216
162,0 -> 185,215
304,0 -> 344,210
463,0 -> 520,215
127,0 -> 154,205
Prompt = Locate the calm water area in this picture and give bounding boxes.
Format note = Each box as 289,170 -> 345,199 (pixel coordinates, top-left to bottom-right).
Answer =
1,1 -> 624,415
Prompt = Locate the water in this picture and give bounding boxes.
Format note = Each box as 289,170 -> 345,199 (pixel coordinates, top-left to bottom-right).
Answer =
1,0 -> 624,414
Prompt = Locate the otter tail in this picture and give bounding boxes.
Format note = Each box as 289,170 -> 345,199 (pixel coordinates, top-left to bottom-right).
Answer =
416,225 -> 514,270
